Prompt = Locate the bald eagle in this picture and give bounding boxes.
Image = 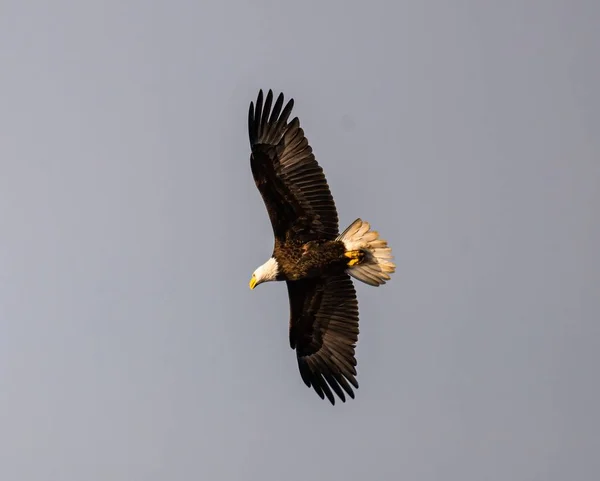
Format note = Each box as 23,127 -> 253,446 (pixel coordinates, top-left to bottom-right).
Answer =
248,89 -> 395,405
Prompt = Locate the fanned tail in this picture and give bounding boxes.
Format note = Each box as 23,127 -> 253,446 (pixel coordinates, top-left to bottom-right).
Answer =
336,219 -> 396,286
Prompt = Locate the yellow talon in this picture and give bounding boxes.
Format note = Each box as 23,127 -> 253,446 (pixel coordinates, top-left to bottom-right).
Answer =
344,250 -> 363,267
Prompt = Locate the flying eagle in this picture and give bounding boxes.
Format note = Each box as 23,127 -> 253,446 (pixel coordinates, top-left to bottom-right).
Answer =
248,89 -> 395,405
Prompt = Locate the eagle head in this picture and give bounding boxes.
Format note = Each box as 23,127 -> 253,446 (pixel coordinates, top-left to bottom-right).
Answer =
249,257 -> 280,289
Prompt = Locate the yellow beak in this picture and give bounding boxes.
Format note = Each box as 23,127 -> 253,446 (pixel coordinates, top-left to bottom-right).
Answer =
249,276 -> 257,290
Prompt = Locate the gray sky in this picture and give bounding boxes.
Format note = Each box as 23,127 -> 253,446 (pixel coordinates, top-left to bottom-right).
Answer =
1,1 -> 599,480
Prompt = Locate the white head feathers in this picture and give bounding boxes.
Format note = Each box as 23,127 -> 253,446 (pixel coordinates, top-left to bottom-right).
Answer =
250,257 -> 279,289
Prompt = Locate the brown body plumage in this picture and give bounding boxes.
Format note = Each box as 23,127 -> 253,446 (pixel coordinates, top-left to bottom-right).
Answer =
247,89 -> 395,405
273,238 -> 348,281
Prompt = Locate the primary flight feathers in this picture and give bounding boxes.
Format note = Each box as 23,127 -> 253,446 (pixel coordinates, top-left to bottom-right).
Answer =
248,89 -> 395,405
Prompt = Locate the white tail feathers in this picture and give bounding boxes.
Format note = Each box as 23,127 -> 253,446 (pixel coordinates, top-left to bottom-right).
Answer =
336,219 -> 396,286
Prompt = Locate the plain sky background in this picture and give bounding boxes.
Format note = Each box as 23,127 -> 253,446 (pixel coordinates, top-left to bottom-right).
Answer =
1,1 -> 599,480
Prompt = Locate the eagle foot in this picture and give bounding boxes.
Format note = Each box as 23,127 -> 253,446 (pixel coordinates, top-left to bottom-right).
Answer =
344,250 -> 364,267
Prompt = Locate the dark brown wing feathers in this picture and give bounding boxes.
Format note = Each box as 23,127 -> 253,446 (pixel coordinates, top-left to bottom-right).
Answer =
248,89 -> 339,240
249,90 -> 361,405
287,274 -> 360,405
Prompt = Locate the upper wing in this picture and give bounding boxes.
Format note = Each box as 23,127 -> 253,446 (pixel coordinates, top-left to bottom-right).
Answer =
248,89 -> 339,241
287,274 -> 360,405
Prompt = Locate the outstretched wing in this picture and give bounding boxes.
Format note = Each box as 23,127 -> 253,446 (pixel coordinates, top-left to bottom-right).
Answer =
248,89 -> 339,241
287,274 -> 360,405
